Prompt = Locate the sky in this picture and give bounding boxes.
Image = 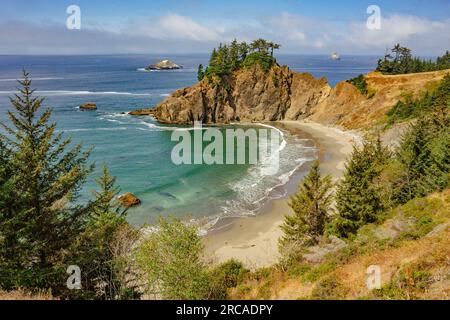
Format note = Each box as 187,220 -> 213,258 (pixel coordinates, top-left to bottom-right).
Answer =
0,0 -> 449,55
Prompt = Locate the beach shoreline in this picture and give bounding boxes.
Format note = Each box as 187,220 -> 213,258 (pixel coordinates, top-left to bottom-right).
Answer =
203,120 -> 360,269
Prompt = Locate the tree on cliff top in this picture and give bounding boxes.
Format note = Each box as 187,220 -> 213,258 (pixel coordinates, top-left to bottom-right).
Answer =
377,44 -> 450,75
198,39 -> 281,81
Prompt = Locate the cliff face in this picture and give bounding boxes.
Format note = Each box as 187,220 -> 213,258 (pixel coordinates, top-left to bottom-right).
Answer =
153,64 -> 330,124
153,64 -> 449,129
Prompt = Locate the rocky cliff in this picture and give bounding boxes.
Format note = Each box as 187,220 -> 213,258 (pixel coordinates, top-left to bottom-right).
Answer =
153,64 -> 330,124
151,64 -> 449,129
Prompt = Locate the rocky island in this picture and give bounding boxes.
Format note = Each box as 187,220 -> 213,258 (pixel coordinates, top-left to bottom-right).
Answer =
79,102 -> 97,110
146,59 -> 182,70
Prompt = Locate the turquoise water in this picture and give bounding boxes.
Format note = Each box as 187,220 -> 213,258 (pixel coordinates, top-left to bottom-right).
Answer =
0,54 -> 377,226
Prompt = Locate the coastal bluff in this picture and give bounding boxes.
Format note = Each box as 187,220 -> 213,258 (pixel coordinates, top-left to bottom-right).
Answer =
153,63 -> 330,124
151,64 -> 449,129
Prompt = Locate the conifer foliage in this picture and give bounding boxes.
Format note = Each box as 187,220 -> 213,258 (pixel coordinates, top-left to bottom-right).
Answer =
390,113 -> 450,204
197,38 -> 281,81
332,137 -> 391,238
279,161 -> 333,248
377,44 -> 450,75
0,71 -> 95,290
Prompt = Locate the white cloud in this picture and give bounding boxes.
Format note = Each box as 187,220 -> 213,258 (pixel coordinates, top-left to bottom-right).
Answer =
128,14 -> 221,42
0,13 -> 448,55
347,14 -> 450,48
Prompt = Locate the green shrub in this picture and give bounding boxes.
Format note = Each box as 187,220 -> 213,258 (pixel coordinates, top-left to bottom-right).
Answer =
208,260 -> 248,299
347,74 -> 368,95
310,276 -> 347,300
386,74 -> 450,125
134,217 -> 212,300
242,52 -> 275,73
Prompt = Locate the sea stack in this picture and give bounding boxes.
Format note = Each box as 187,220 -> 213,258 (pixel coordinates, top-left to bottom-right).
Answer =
79,102 -> 97,110
146,59 -> 182,70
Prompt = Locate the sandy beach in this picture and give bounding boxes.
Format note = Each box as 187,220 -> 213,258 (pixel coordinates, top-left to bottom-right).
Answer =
203,120 -> 360,269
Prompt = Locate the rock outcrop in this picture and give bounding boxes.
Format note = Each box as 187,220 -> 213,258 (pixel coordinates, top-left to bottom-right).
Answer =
79,102 -> 97,110
118,192 -> 141,208
151,64 -> 449,129
129,109 -> 155,116
153,64 -> 330,124
146,59 -> 182,70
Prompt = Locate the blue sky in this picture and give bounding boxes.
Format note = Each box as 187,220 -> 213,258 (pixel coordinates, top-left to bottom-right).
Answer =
0,0 -> 449,55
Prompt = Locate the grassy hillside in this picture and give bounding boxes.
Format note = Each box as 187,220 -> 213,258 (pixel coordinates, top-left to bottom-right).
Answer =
229,190 -> 450,300
309,69 -> 450,130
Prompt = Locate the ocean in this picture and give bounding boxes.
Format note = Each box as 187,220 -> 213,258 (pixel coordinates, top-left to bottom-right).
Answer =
0,54 -> 378,227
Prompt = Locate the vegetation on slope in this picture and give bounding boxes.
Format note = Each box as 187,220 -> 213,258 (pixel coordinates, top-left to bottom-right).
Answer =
376,44 -> 450,75
346,74 -> 369,95
0,72 -> 139,299
228,103 -> 449,299
230,190 -> 449,300
1,48 -> 449,299
386,74 -> 450,125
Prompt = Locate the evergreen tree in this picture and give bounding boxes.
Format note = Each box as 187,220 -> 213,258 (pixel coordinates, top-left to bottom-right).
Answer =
197,64 -> 205,82
229,39 -> 241,71
332,137 -> 391,238
238,41 -> 249,61
386,74 -> 449,124
279,161 -> 333,247
391,113 -> 450,204
377,45 -> 450,75
67,164 -> 134,299
203,39 -> 279,80
0,71 -> 93,291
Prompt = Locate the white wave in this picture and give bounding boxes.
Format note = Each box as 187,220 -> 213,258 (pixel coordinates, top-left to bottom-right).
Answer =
137,121 -> 204,132
136,68 -> 157,72
0,90 -> 155,97
0,77 -> 63,82
56,127 -> 128,132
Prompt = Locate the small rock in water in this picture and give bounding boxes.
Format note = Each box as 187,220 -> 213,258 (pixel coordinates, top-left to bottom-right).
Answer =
118,192 -> 141,208
129,108 -> 155,116
79,102 -> 97,110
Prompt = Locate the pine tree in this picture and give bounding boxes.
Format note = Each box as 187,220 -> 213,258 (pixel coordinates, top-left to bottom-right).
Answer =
279,161 -> 333,248
332,137 -> 391,238
67,164 -> 133,299
197,64 -> 205,82
0,71 -> 93,291
229,39 -> 240,71
391,113 -> 450,204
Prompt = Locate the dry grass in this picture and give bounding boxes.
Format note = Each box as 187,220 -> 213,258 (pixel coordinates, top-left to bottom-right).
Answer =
0,289 -> 56,300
